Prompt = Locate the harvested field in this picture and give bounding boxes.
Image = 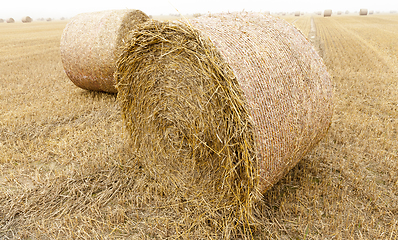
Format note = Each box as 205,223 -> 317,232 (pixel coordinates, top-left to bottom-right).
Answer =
0,14 -> 398,239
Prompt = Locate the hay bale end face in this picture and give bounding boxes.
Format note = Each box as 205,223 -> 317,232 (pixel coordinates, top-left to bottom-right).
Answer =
324,9 -> 332,17
115,12 -> 333,220
360,9 -> 368,15
60,9 -> 149,93
295,11 -> 300,16
22,16 -> 33,23
6,18 -> 15,23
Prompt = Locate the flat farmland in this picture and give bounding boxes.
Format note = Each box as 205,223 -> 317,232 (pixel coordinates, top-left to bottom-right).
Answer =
0,15 -> 397,239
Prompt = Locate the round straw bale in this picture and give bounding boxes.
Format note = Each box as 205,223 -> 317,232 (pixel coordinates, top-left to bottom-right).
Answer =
295,11 -> 300,16
115,11 -> 333,218
360,9 -> 368,15
6,18 -> 15,23
0,19 -> 4,23
60,10 -> 149,93
324,9 -> 332,17
22,16 -> 33,23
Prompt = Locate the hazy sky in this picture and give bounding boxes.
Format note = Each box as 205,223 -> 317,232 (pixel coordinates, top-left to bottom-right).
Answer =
1,0 -> 397,21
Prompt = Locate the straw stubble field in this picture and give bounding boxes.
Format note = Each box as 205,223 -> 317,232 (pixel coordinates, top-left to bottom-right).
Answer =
0,14 -> 397,239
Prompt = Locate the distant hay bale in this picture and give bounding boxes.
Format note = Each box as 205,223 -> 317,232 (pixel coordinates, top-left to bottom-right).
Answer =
324,9 -> 332,17
6,18 -> 15,23
46,18 -> 52,21
337,11 -> 342,15
60,9 -> 150,93
369,10 -> 374,15
22,16 -> 33,23
0,19 -> 4,23
115,12 -> 333,227
295,11 -> 300,16
360,9 -> 368,15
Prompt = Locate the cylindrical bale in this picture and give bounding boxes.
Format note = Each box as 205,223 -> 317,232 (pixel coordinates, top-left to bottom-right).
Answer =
324,9 -> 332,17
60,10 -> 149,93
115,12 -> 333,204
360,9 -> 368,15
6,18 -> 15,23
337,11 -> 342,15
22,16 -> 33,23
369,10 -> 374,15
294,11 -> 300,16
0,19 -> 4,23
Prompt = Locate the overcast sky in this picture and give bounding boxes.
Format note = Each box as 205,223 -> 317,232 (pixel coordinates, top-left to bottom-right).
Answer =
1,0 -> 397,21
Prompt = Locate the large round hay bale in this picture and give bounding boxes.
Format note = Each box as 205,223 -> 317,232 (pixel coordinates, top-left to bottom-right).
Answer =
0,19 -> 4,23
22,16 -> 33,23
60,10 -> 150,93
294,11 -> 300,16
115,11 -> 333,218
324,9 -> 332,17
360,9 -> 368,15
6,18 -> 15,23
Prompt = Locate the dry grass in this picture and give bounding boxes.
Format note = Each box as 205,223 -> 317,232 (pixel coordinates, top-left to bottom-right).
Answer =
1,15 -> 397,239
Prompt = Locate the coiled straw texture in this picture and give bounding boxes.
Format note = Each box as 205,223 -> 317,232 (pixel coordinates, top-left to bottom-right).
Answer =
115,12 -> 333,236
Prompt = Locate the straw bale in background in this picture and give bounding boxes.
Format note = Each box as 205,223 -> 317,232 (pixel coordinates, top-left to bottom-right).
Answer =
360,9 -> 368,15
0,19 -> 4,23
295,11 -> 300,16
6,18 -> 15,23
22,16 -> 33,23
115,12 -> 333,232
60,10 -> 149,93
324,9 -> 332,17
